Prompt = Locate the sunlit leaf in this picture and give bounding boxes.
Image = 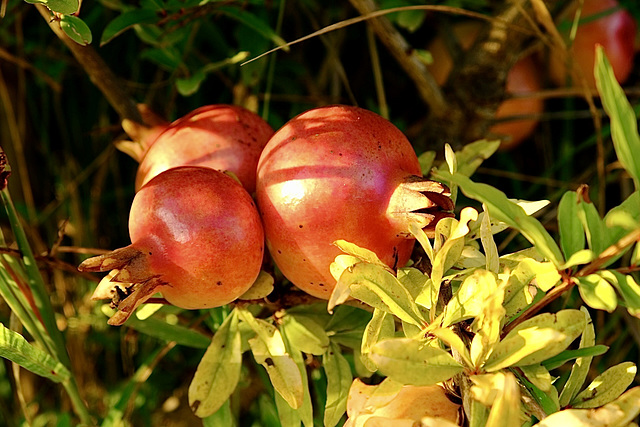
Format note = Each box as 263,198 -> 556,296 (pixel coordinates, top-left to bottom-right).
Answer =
335,262 -> 425,326
281,314 -> 329,356
239,310 -> 304,409
0,322 -> 70,383
361,308 -> 395,371
333,240 -> 388,268
537,386 -> 640,426
517,367 -> 560,415
595,46 -> 640,190
323,342 -> 352,427
417,208 -> 478,309
370,338 -> 463,386
472,372 -> 521,427
484,310 -> 585,371
278,325 -> 314,427
571,362 -> 637,409
599,270 -> 640,318
576,275 -> 618,312
443,269 -> 500,327
434,171 -> 564,267
188,310 -> 241,417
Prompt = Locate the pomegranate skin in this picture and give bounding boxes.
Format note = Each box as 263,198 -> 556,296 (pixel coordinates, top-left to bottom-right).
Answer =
256,105 -> 444,299
135,105 -> 274,193
549,0 -> 637,88
131,166 -> 264,309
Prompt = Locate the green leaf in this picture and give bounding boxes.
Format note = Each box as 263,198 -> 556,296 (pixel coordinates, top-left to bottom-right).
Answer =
438,139 -> 501,178
543,345 -> 608,371
418,150 -> 436,175
370,338 -> 464,386
239,310 -> 304,409
100,9 -> 159,46
24,0 -> 78,15
333,240 -> 388,268
123,313 -> 211,349
571,362 -> 637,409
576,195 -> 607,256
517,368 -> 560,416
599,270 -> 640,318
443,269 -> 500,328
277,325 -> 314,427
360,308 -> 395,371
333,262 -> 425,327
481,204 -> 499,273
188,310 -> 241,417
559,307 -> 597,407
60,15 -> 92,46
558,191 -> 586,260
576,275 -> 618,312
485,310 -> 585,371
595,46 -> 640,190
281,314 -> 329,356
537,386 -> 640,426
218,5 -> 287,49
417,208 -> 478,309
482,373 -> 522,427
202,400 -> 236,427
0,322 -> 70,383
433,171 -> 564,267
323,342 -> 352,427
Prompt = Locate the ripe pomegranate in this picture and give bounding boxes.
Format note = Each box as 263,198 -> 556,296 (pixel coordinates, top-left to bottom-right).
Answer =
133,104 -> 274,193
427,22 -> 544,149
255,105 -> 453,299
79,166 -> 264,325
549,0 -> 637,89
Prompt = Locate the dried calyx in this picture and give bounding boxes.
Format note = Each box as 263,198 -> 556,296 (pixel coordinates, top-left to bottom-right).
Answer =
79,246 -> 163,326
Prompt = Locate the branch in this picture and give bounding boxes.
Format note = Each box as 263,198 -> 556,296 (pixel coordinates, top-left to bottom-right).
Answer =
36,5 -> 143,124
348,0 -> 449,116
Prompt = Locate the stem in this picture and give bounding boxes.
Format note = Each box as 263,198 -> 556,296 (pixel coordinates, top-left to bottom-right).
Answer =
348,0 -> 448,116
62,379 -> 94,425
35,5 -> 143,124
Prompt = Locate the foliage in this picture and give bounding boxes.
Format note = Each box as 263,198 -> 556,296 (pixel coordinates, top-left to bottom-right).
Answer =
0,0 -> 639,426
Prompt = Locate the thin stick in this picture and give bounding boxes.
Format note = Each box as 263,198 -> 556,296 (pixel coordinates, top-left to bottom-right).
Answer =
35,5 -> 143,124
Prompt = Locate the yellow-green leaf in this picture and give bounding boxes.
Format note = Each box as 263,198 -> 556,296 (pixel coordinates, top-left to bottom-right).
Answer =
370,338 -> 463,386
323,343 -> 352,427
577,274 -> 618,312
571,362 -> 637,409
188,310 -> 241,417
484,310 -> 585,371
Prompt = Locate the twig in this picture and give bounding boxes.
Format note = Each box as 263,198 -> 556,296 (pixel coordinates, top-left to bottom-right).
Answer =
348,0 -> 448,116
35,5 -> 143,124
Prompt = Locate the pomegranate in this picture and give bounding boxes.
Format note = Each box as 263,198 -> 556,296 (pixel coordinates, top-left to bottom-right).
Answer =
255,105 -> 453,299
79,166 -> 264,325
549,0 -> 637,89
118,104 -> 170,162
134,104 -> 274,193
427,22 -> 544,149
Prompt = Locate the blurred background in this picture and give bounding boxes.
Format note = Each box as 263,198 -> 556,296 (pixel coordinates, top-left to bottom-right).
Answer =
0,0 -> 639,425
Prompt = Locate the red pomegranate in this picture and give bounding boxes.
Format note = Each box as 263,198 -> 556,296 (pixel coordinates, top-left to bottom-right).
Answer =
549,0 -> 637,88
79,166 -> 264,325
256,105 -> 453,299
134,104 -> 274,193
